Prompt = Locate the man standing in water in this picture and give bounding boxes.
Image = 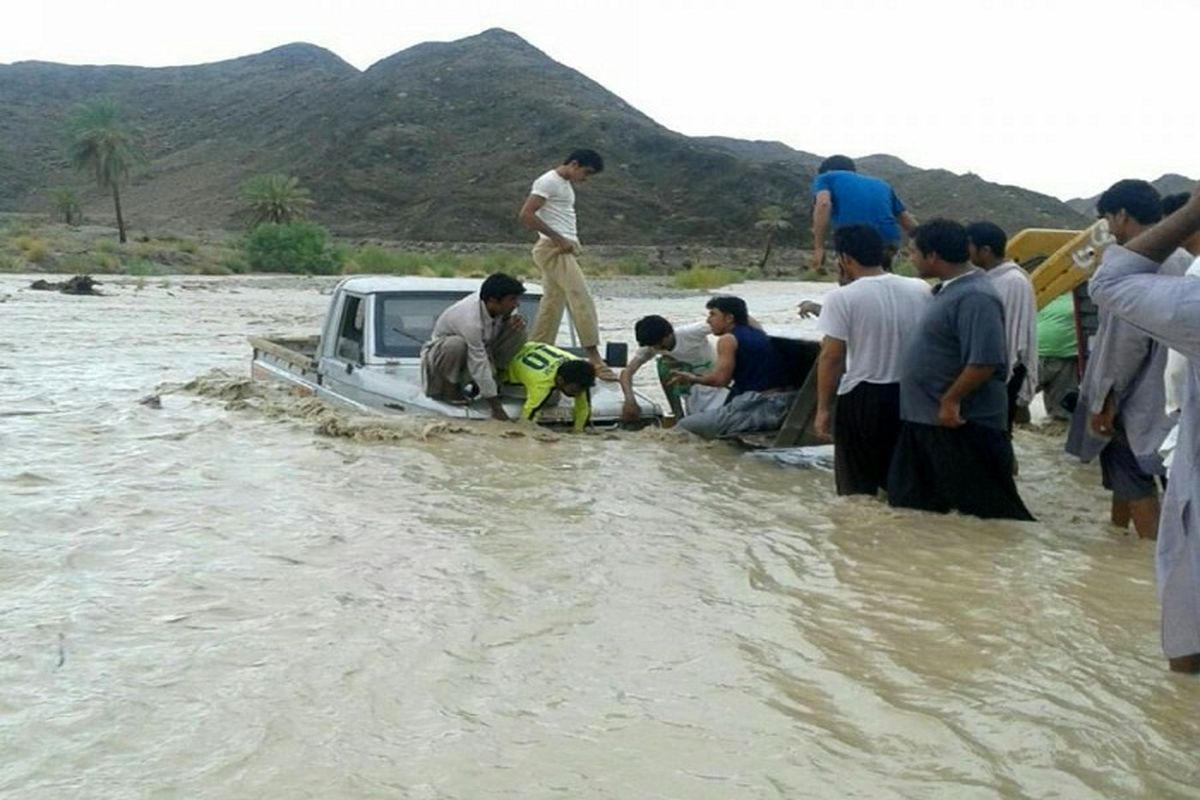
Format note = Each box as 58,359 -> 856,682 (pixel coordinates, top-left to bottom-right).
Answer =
671,296 -> 794,439
1089,183 -> 1200,673
966,221 -> 1038,433
887,219 -> 1034,520
517,149 -> 615,379
814,225 -> 931,496
1066,180 -> 1190,539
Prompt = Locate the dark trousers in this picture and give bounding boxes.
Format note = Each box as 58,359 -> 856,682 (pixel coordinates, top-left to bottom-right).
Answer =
887,421 -> 1036,521
834,382 -> 901,496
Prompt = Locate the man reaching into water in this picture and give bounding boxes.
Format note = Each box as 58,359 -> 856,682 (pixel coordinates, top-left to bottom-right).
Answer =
619,315 -> 727,422
502,342 -> 597,432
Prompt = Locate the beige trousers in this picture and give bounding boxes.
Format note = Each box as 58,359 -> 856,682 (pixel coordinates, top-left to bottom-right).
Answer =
529,237 -> 600,348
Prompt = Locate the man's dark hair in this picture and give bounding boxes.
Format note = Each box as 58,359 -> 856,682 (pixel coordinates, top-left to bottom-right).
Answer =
912,219 -> 970,264
1162,192 -> 1190,217
965,221 -> 1008,259
634,315 -> 673,347
818,155 -> 856,174
480,273 -> 525,302
833,224 -> 884,267
706,295 -> 749,326
564,149 -> 604,173
557,359 -> 597,390
1096,179 -> 1162,225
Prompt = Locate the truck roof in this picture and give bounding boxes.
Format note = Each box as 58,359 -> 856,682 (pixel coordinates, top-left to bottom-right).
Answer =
335,276 -> 545,296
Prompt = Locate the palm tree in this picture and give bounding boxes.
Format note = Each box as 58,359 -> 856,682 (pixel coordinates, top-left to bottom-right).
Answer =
49,187 -> 82,226
67,99 -> 143,243
754,205 -> 792,269
239,174 -> 314,227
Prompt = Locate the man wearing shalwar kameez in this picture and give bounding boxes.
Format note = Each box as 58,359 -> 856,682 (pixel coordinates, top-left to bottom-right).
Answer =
1090,184 -> 1200,673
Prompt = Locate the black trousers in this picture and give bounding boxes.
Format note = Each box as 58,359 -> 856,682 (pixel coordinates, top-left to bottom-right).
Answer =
887,421 -> 1036,521
834,382 -> 901,496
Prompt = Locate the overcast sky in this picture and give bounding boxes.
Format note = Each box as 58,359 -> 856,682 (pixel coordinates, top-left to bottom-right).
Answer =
3,0 -> 1195,201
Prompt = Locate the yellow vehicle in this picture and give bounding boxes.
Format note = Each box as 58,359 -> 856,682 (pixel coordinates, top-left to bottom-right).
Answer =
1007,221 -> 1115,308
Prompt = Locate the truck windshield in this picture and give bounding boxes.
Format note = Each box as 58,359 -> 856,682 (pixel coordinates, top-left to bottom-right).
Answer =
374,291 -> 542,358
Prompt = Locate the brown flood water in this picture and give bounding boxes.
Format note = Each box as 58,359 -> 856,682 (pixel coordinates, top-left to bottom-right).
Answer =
2,274 -> 1198,799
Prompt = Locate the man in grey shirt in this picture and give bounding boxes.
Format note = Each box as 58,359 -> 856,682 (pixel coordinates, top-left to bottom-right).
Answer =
1066,180 -> 1192,539
888,219 -> 1034,520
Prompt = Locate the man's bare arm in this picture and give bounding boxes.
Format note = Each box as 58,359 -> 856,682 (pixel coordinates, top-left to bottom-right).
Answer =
672,334 -> 736,387
812,190 -> 833,266
618,351 -> 651,404
897,211 -> 919,235
815,336 -> 846,440
939,365 -> 995,427
517,195 -> 572,252
1126,184 -> 1200,263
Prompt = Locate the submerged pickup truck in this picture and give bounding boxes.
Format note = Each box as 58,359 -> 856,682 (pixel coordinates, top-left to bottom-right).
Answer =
249,276 -> 663,427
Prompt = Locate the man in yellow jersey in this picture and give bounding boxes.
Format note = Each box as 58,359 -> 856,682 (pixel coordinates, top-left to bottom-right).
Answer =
502,342 -> 597,431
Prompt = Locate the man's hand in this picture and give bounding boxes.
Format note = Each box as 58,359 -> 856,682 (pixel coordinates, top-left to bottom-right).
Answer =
667,370 -> 697,389
814,408 -> 833,441
621,399 -> 640,423
552,236 -> 578,256
937,398 -> 965,428
1090,408 -> 1116,436
797,300 -> 823,319
507,313 -> 526,332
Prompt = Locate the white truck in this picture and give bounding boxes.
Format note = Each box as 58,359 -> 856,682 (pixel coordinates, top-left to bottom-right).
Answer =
249,276 -> 663,427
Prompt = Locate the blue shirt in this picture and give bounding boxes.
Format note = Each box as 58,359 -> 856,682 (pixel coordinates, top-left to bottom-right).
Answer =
730,324 -> 787,395
811,171 -> 906,244
899,271 -> 1009,431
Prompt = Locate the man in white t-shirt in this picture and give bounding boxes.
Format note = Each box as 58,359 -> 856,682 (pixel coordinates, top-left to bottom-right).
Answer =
815,224 -> 932,495
619,315 -> 729,421
517,148 -> 615,379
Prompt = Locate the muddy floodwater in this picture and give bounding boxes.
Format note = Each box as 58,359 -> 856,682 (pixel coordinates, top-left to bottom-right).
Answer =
2,274 -> 1199,799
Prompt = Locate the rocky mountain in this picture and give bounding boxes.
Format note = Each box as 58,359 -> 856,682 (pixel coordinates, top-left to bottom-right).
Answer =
1067,174 -> 1198,216
0,29 -> 1089,245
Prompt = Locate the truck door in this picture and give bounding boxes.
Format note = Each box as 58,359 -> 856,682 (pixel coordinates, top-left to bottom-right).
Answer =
320,292 -> 375,406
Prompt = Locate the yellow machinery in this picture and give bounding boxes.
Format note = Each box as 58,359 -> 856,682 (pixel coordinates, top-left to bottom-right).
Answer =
1008,221 -> 1114,308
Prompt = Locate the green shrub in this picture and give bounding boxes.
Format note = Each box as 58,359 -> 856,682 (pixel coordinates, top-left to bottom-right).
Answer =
347,246 -> 422,275
124,258 -> 160,276
95,239 -> 119,255
241,222 -> 339,274
672,266 -> 744,291
0,253 -> 19,272
612,254 -> 651,276
23,238 -> 50,264
178,238 -> 199,254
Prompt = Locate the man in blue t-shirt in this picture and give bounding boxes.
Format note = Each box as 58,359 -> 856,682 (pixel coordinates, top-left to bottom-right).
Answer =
811,155 -> 918,271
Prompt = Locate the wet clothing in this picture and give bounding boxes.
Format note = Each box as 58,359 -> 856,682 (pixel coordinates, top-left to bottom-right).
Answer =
811,170 -> 906,244
675,390 -> 797,440
636,321 -> 726,415
890,269 -> 1031,520
1101,428 -> 1160,502
1038,356 -> 1078,421
502,342 -> 591,431
529,237 -> 600,349
898,270 -> 1009,432
986,261 -> 1039,406
834,381 -> 902,496
887,422 -> 1035,520
1066,248 -> 1190,473
1089,244 -> 1200,659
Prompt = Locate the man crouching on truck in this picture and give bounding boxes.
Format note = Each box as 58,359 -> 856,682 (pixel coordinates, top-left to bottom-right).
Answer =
421,273 -> 528,421
503,342 -> 597,432
670,296 -> 795,439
